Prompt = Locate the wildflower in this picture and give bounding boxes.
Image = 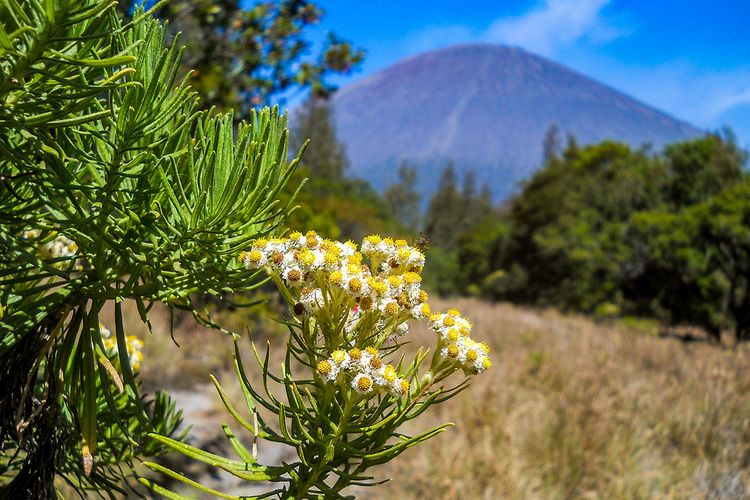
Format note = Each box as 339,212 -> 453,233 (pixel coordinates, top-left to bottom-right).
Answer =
317,360 -> 332,377
328,270 -> 343,286
396,379 -> 409,396
347,277 -> 363,294
383,300 -> 399,316
246,249 -> 265,267
367,277 -> 388,297
402,272 -> 421,284
352,373 -> 373,394
283,267 -> 303,284
412,302 -> 431,319
382,365 -> 397,383
331,350 -> 348,366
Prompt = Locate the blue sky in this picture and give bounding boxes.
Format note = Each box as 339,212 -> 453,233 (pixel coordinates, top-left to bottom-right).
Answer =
311,0 -> 750,147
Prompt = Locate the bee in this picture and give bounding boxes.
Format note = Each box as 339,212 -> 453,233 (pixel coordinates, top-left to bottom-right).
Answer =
411,232 -> 430,252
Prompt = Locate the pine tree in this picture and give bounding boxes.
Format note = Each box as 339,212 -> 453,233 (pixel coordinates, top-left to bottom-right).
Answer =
543,124 -> 562,163
425,163 -> 464,250
291,97 -> 348,192
384,162 -> 421,231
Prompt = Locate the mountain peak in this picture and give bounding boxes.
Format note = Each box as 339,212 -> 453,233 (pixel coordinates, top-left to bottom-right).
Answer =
330,43 -> 702,199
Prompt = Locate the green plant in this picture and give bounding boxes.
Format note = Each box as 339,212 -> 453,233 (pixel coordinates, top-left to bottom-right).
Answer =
118,0 -> 365,115
144,232 -> 492,498
0,0 -> 301,495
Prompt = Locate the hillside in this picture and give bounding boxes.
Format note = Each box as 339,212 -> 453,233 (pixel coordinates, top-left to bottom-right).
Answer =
330,44 -> 703,199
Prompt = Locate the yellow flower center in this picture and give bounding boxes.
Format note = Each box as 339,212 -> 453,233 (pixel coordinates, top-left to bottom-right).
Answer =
329,270 -> 343,285
482,357 -> 492,369
384,365 -> 397,383
348,278 -> 363,293
332,350 -> 346,364
368,277 -> 388,296
317,360 -> 332,376
271,252 -> 284,265
289,231 -> 302,239
287,269 -> 302,282
447,328 -> 459,342
399,380 -> 410,395
397,248 -> 411,262
248,250 -> 262,264
370,357 -> 383,369
365,347 -> 378,356
396,294 -> 410,308
357,375 -> 373,392
466,350 -> 478,362
447,344 -> 459,358
384,301 -> 399,316
402,272 -> 421,284
443,316 -> 456,327
419,303 -> 431,316
298,250 -> 315,266
324,251 -> 339,265
349,348 -> 362,361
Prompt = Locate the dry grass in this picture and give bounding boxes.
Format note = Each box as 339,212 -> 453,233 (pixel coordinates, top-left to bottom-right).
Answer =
369,298 -> 750,499
127,298 -> 750,499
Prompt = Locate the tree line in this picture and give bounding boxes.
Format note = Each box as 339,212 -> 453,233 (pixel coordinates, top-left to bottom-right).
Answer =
456,129 -> 749,343
291,98 -> 750,343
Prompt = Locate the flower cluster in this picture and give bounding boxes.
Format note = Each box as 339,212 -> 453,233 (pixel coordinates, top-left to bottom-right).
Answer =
22,229 -> 83,269
241,231 -> 431,335
100,323 -> 144,371
241,231 -> 490,397
317,347 -> 410,397
429,310 -> 491,374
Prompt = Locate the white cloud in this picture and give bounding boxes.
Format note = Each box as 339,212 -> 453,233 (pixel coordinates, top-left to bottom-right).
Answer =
401,0 -> 621,58
486,0 -> 618,56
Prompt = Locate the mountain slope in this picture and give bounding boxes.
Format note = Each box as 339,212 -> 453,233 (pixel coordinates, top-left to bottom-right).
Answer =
330,44 -> 702,199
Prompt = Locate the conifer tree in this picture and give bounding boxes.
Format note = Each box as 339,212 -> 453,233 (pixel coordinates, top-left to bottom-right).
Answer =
291,97 -> 348,190
425,163 -> 464,250
385,162 -> 421,231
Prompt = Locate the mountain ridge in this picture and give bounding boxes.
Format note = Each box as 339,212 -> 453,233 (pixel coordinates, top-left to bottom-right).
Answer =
329,44 -> 703,200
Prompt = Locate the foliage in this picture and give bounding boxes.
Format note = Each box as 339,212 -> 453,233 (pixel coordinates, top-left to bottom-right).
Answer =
143,232 -> 492,498
0,0 -> 301,495
455,133 -> 750,340
628,183 -> 750,341
118,0 -> 364,115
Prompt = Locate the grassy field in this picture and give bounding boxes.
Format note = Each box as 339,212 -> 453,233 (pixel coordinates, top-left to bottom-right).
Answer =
127,298 -> 750,499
